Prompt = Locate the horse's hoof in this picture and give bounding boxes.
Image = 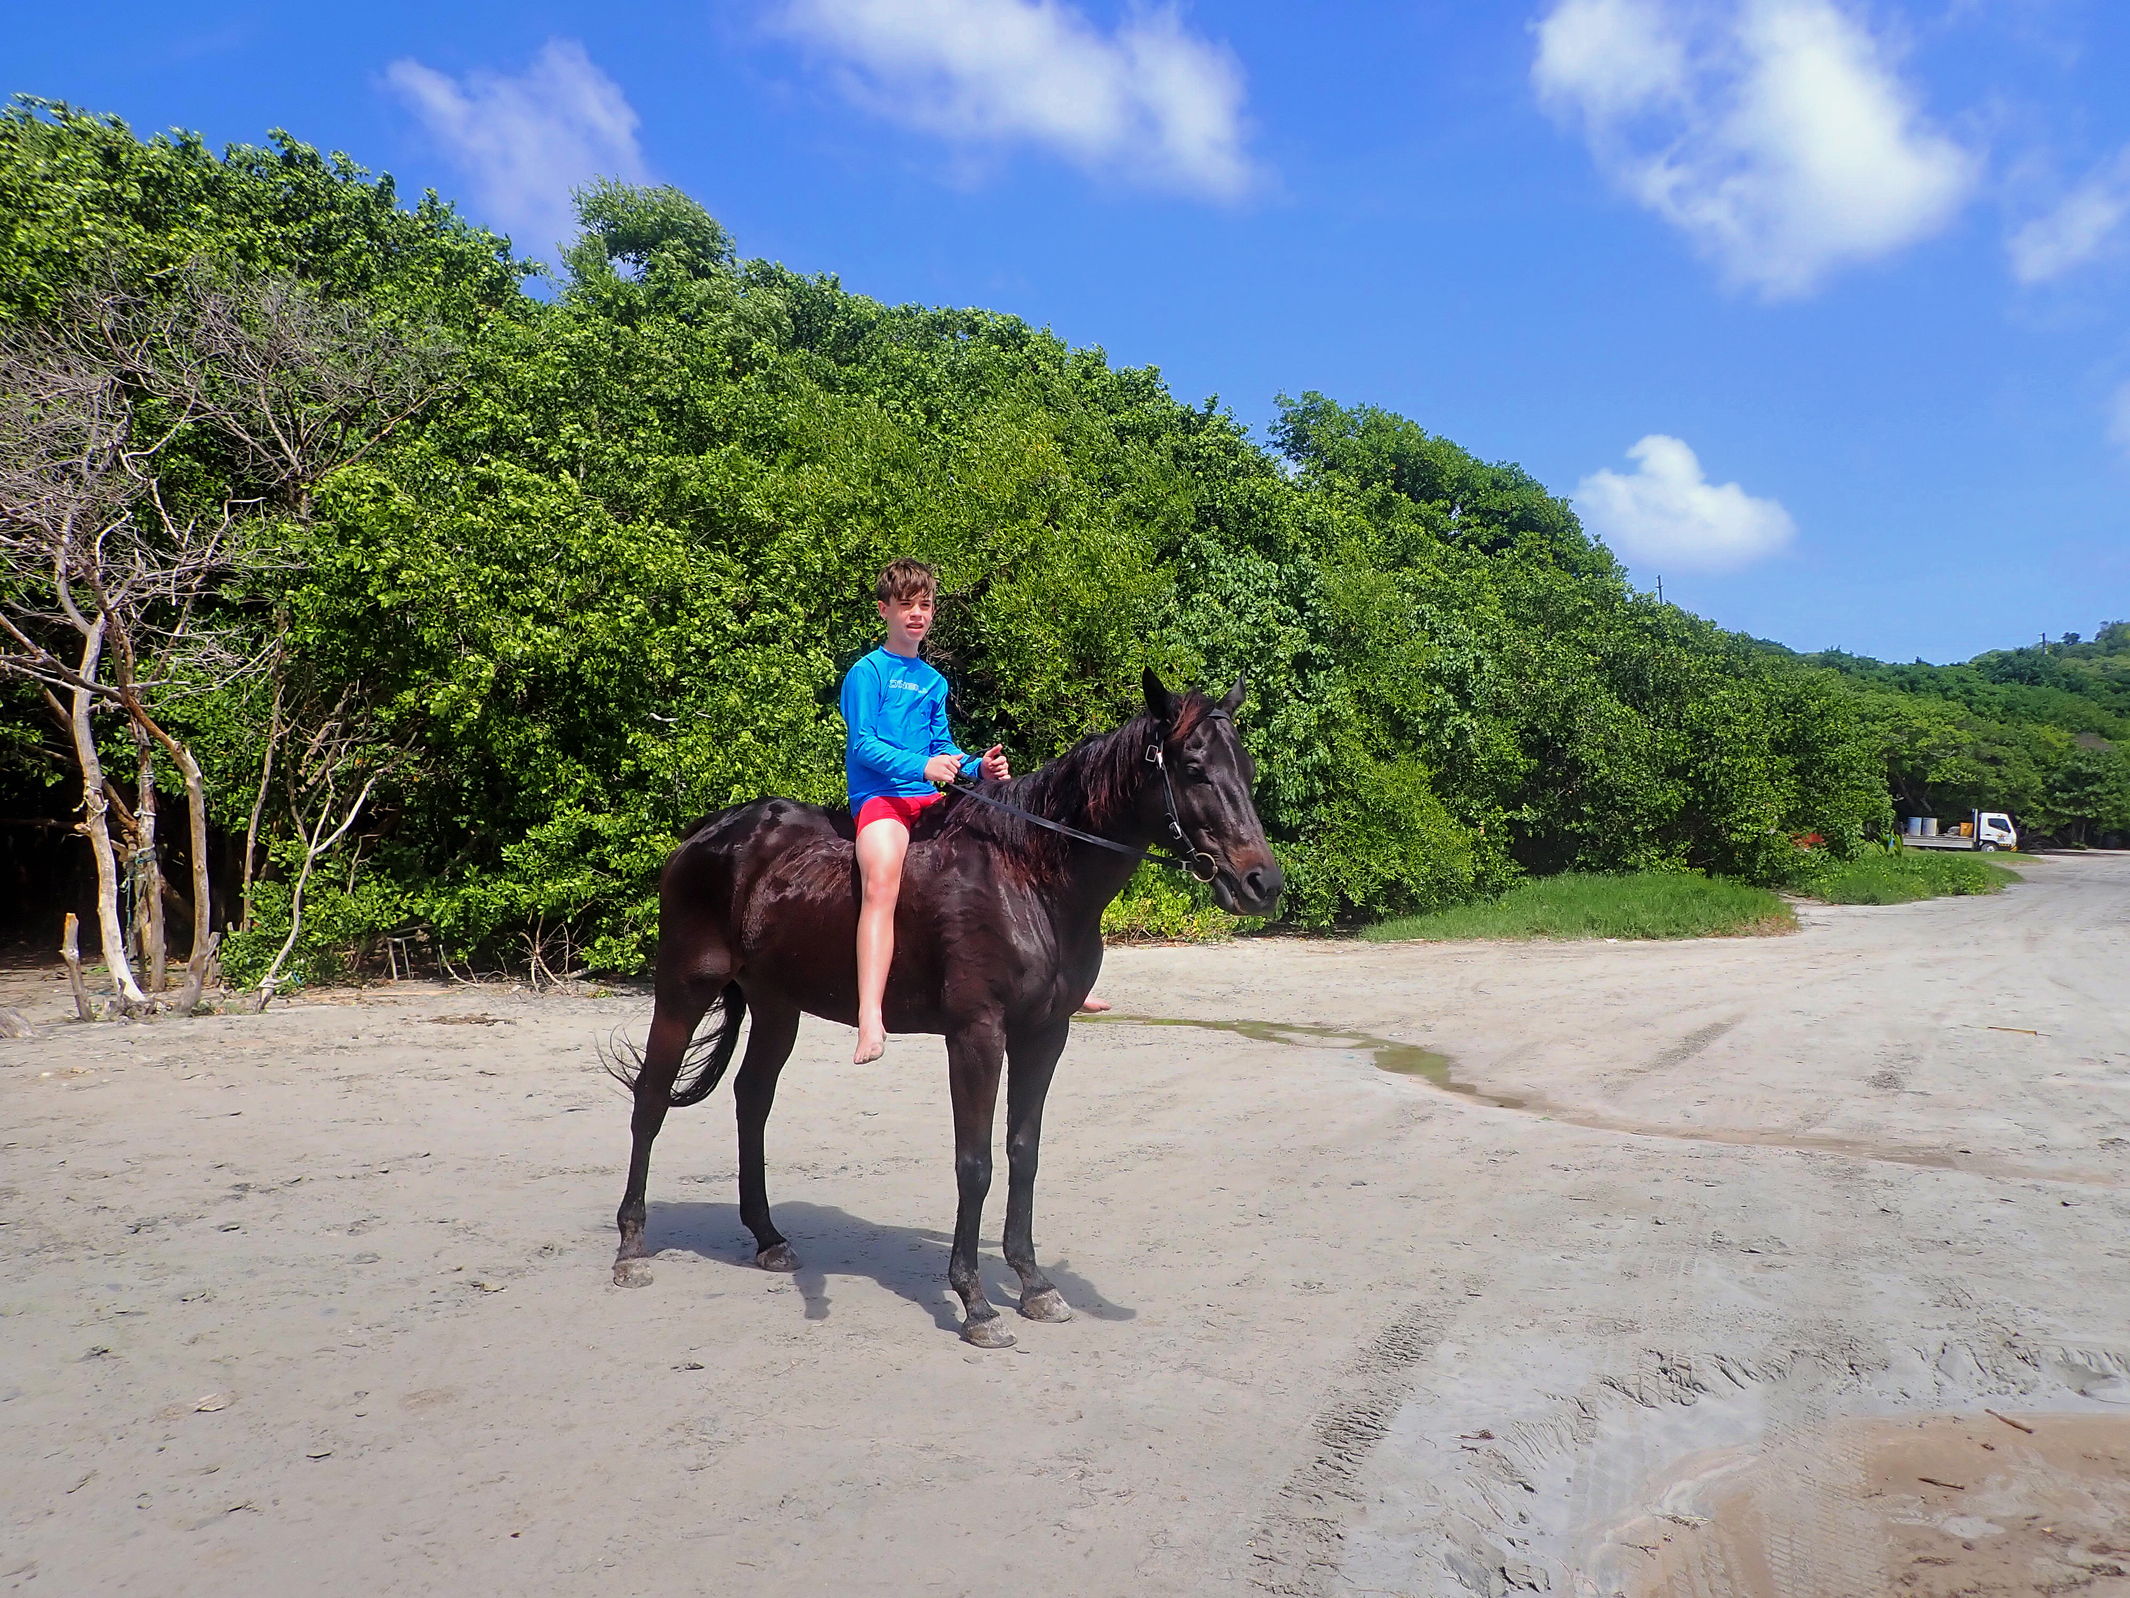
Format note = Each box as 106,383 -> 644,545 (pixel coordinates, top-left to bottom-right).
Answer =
613,1258 -> 653,1289
756,1244 -> 800,1273
1019,1288 -> 1073,1323
961,1316 -> 1017,1349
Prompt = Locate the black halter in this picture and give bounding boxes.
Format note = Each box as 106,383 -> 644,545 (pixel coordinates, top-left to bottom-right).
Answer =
944,727 -> 1223,884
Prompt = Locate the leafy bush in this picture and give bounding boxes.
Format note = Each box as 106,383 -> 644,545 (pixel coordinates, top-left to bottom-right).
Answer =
1792,846 -> 2019,905
219,859 -> 414,988
1099,864 -> 1238,943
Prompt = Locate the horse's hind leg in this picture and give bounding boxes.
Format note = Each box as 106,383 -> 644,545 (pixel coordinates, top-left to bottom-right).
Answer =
732,997 -> 802,1271
613,978 -> 720,1288
1003,1017 -> 1073,1324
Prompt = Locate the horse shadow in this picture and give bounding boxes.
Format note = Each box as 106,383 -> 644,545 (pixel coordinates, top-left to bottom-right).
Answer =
644,1199 -> 1136,1333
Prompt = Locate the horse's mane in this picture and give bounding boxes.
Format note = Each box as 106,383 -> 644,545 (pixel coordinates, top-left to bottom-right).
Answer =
922,692 -> 1216,879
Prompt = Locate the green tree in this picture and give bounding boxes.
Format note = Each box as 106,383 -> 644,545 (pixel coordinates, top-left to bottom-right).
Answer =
1,114 -> 1913,973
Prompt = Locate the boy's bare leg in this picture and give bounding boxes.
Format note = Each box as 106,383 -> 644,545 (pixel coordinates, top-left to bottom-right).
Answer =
853,817 -> 910,1063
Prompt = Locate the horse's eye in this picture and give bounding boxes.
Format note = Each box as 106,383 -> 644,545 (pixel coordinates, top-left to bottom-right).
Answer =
1182,763 -> 1209,782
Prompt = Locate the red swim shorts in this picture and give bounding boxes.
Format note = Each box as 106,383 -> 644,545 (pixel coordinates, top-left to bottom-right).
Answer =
854,791 -> 945,834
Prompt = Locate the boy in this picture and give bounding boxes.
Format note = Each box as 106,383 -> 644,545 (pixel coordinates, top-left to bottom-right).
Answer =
842,559 -> 1009,1064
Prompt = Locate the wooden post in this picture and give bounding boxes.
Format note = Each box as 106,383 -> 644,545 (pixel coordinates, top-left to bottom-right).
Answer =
61,913 -> 94,1022
171,929 -> 220,1017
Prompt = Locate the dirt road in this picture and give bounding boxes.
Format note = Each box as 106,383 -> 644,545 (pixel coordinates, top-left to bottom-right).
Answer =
4,853 -> 2127,1596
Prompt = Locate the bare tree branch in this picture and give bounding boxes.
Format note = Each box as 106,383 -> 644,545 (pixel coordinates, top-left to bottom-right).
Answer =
1,264 -> 454,1014
250,683 -> 395,1009
85,264 -> 463,518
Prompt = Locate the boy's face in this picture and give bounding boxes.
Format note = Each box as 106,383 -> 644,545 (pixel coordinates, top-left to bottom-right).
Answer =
878,590 -> 935,650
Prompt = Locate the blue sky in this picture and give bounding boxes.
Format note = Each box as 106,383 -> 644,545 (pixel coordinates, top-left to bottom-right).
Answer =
9,1 -> 2127,662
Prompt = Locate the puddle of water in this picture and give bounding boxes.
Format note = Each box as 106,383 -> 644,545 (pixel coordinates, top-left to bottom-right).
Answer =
1079,1014 -> 1524,1109
1081,1013 -> 2120,1187
1601,1412 -> 2130,1598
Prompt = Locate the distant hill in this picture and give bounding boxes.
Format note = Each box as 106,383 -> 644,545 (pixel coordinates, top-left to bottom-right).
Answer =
1764,624 -> 2130,846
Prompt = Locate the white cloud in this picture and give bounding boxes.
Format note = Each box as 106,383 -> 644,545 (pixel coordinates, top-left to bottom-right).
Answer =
2109,384 -> 2130,457
772,0 -> 1254,199
1575,435 -> 1796,572
2009,148 -> 2130,285
1533,0 -> 1976,298
384,39 -> 649,259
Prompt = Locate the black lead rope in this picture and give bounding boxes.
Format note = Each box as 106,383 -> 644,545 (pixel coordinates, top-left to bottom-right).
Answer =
946,743 -> 1220,883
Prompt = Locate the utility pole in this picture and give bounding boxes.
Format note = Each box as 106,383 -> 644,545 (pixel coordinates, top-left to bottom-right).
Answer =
1656,575 -> 1664,604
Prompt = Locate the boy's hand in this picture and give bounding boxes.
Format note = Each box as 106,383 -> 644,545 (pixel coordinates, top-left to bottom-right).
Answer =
979,744 -> 1010,782
924,753 -> 965,787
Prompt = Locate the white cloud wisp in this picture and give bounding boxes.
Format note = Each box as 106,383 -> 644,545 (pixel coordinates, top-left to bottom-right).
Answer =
1533,0 -> 1976,298
2009,148 -> 2130,285
2109,383 -> 2130,458
773,0 -> 1254,199
1576,436 -> 1796,572
384,39 -> 649,260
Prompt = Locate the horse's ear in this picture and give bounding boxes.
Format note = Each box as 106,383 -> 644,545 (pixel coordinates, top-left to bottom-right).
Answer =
1143,667 -> 1176,725
1216,674 -> 1246,715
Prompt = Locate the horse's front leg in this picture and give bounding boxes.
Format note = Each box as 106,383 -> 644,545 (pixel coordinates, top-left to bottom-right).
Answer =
1004,1016 -> 1072,1324
945,1015 -> 1012,1348
732,998 -> 803,1271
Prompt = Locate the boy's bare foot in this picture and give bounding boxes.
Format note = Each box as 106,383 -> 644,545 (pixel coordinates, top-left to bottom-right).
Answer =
1076,995 -> 1111,1014
854,1025 -> 886,1064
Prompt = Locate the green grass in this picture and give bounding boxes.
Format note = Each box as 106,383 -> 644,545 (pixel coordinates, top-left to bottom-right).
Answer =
1363,871 -> 1795,943
1799,848 -> 2020,905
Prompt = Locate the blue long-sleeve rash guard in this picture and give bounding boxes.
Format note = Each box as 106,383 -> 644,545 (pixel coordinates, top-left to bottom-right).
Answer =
840,647 -> 977,814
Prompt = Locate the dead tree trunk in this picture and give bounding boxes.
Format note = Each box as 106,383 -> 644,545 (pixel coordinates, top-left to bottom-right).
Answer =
167,739 -> 217,1011
66,620 -> 144,1012
131,726 -> 167,992
239,671 -> 282,931
127,707 -> 217,1013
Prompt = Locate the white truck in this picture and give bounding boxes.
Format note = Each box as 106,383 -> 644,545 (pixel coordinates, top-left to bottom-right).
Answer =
1901,810 -> 2017,851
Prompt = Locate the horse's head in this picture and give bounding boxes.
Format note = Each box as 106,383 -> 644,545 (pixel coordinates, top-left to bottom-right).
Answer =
1143,669 -> 1285,918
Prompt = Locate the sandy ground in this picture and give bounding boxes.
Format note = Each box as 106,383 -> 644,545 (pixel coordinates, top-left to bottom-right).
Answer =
3,852 -> 2128,1598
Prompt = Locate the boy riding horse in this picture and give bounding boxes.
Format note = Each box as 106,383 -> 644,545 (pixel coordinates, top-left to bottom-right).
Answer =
840,559 -> 1107,1064
841,559 -> 1008,1063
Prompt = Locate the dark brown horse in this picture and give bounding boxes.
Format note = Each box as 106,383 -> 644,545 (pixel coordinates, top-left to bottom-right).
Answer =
609,670 -> 1283,1346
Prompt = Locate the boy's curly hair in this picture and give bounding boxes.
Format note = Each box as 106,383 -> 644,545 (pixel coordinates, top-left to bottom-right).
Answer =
875,557 -> 937,604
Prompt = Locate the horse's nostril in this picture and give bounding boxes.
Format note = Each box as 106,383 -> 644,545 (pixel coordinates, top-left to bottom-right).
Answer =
1238,864 -> 1284,909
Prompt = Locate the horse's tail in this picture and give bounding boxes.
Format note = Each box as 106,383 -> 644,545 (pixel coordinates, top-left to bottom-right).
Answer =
600,982 -> 748,1108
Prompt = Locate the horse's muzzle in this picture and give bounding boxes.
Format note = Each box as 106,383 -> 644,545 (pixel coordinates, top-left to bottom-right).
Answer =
1213,857 -> 1284,918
